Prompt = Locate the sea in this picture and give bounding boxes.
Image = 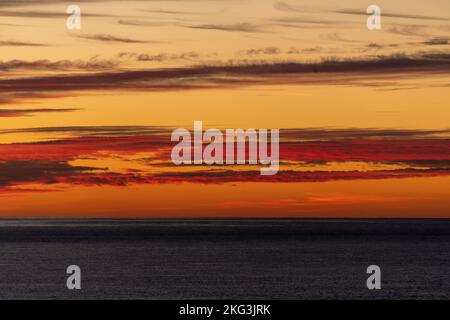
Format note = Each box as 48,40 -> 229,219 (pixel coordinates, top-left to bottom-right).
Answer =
0,219 -> 449,299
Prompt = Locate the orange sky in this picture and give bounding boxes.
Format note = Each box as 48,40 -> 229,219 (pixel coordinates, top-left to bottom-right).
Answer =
0,0 -> 449,217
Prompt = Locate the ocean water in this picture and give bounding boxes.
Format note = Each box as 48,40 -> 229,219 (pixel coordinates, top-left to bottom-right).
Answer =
0,219 -> 449,299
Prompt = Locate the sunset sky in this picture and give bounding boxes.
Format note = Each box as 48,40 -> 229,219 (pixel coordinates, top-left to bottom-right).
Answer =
1,0 -> 449,217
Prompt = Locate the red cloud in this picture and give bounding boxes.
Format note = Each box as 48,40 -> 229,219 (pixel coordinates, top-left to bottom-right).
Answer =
1,129 -> 450,192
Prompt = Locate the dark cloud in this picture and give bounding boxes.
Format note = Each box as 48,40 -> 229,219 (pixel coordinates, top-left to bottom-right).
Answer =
424,38 -> 449,45
281,128 -> 450,141
237,46 -> 320,56
0,40 -> 49,46
0,125 -> 170,137
148,168 -> 450,184
272,16 -> 340,26
143,9 -> 198,15
291,47 -> 322,54
3,126 -> 449,141
0,58 -> 121,72
119,51 -> 209,62
0,160 -> 97,188
366,43 -> 387,50
233,45 -> 325,57
238,47 -> 282,56
0,10 -> 118,19
118,19 -> 168,27
74,34 -> 153,44
395,160 -> 450,168
4,162 -> 450,189
335,9 -> 450,22
0,52 -> 449,104
186,23 -> 268,33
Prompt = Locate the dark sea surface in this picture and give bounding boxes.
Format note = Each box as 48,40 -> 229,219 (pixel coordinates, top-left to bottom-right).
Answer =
0,219 -> 449,299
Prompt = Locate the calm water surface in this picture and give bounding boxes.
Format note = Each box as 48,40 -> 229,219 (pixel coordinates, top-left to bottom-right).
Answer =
0,219 -> 449,299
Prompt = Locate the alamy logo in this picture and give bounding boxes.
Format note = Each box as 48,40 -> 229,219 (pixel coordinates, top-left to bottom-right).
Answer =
66,265 -> 81,290
171,121 -> 280,175
366,265 -> 381,290
367,5 -> 381,30
66,5 -> 81,30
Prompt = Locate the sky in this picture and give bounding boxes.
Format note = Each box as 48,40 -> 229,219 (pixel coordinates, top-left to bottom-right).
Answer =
0,0 -> 449,217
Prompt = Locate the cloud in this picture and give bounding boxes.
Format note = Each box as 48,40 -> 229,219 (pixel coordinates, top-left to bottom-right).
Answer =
289,47 -> 323,54
4,163 -> 449,189
281,127 -> 450,140
396,160 -> 450,168
0,52 -> 449,104
335,9 -> 450,22
118,51 -> 211,62
320,32 -> 362,43
118,19 -> 168,27
424,38 -> 449,45
238,47 -> 282,56
366,43 -> 388,50
272,16 -> 340,26
75,34 -> 153,44
0,108 -> 80,117
0,125 -> 169,137
273,1 -> 304,13
143,9 -> 198,15
146,168 -> 450,184
1,126 -> 450,190
237,46 -> 320,56
0,40 -> 49,47
0,22 -> 29,26
186,23 -> 268,33
387,25 -> 428,37
281,138 -> 450,162
0,131 -> 171,162
0,58 -> 121,72
0,9 -> 118,19
0,160 -> 97,188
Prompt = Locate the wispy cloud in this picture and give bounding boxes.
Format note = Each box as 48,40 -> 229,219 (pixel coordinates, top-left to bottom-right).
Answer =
186,23 -> 268,33
0,9 -> 118,19
237,47 -> 282,56
74,34 -> 154,44
273,1 -> 304,13
0,40 -> 49,47
272,16 -> 340,26
0,58 -> 120,72
335,9 -> 450,22
387,25 -> 428,37
424,38 -> 449,45
0,52 -> 449,104
0,22 -> 28,26
0,125 -> 168,137
320,32 -> 362,43
118,19 -> 168,27
0,108 -> 80,117
118,51 -> 213,62
0,160 -> 98,189
143,9 -> 198,15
